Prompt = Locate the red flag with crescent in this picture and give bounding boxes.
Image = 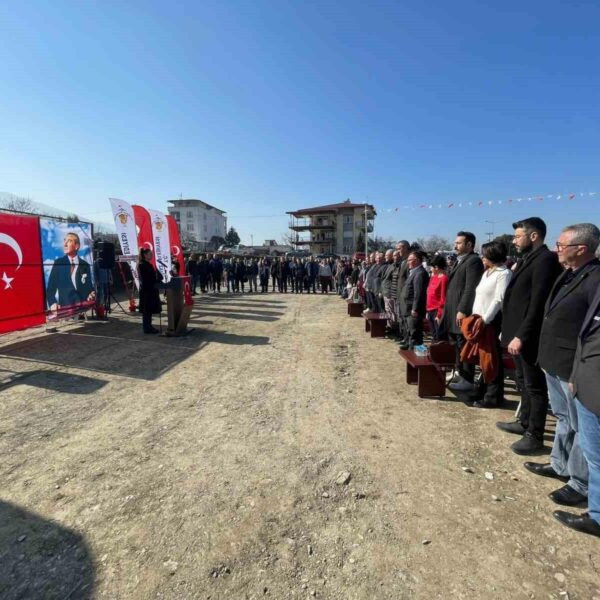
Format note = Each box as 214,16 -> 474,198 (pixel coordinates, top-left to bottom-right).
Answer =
132,205 -> 156,268
166,215 -> 185,275
0,212 -> 45,333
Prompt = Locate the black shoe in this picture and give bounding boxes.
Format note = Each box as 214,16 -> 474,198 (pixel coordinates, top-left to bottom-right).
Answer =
472,399 -> 497,408
549,485 -> 587,507
496,420 -> 526,435
399,343 -> 410,350
523,462 -> 569,482
553,511 -> 600,538
511,432 -> 544,455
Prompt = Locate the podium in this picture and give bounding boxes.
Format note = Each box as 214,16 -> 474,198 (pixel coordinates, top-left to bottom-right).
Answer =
158,276 -> 193,336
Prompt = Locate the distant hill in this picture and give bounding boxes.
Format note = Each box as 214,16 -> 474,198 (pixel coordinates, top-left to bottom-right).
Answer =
0,192 -> 115,233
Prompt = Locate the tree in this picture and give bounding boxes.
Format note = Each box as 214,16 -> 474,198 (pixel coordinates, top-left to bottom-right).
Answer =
493,234 -> 516,256
0,193 -> 36,213
355,231 -> 365,253
224,227 -> 241,246
209,235 -> 226,250
414,235 -> 452,255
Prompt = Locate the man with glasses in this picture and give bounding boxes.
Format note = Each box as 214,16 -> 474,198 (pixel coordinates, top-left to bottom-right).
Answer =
525,224 -> 600,508
497,217 -> 562,455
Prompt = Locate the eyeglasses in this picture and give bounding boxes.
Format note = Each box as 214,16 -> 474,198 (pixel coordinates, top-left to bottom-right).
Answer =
555,242 -> 585,250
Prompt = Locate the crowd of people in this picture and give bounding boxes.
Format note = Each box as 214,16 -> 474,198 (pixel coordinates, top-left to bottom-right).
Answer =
346,218 -> 600,540
183,254 -> 355,295
136,217 -> 600,540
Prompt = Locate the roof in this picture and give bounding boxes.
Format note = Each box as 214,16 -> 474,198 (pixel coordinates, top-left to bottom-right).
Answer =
287,199 -> 376,217
167,198 -> 226,214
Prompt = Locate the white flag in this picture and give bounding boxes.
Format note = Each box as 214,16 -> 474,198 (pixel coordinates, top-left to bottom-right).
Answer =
147,209 -> 172,283
109,197 -> 140,289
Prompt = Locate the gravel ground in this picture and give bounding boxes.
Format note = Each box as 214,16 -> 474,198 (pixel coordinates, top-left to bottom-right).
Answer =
0,291 -> 599,599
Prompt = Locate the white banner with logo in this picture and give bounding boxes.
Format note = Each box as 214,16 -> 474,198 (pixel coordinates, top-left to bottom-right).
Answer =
109,197 -> 140,289
147,209 -> 172,283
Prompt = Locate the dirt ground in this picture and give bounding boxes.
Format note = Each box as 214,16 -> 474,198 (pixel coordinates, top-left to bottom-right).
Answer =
0,291 -> 599,600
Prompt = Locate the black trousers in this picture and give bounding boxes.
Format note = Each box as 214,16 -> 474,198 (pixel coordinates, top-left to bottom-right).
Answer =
142,311 -> 153,331
473,328 -> 504,405
401,314 -> 424,347
449,332 -> 475,383
513,352 -> 548,439
278,277 -> 287,293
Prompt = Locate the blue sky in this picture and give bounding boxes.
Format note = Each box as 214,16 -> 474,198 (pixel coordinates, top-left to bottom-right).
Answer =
1,0 -> 599,247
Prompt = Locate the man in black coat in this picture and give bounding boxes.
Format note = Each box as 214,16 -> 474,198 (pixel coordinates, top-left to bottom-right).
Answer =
306,257 -> 319,293
399,251 -> 430,349
443,232 -> 484,392
497,217 -> 562,455
554,278 -> 600,538
46,232 -> 95,310
525,223 -> 600,506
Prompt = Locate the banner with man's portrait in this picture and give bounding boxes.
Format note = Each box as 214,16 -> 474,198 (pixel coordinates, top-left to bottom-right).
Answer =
40,218 -> 96,320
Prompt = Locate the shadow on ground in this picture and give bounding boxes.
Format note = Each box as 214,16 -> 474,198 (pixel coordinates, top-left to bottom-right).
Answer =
0,500 -> 94,599
0,369 -> 108,395
0,319 -> 269,381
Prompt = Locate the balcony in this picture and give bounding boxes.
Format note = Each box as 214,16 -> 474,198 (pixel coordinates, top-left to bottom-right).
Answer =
289,217 -> 336,232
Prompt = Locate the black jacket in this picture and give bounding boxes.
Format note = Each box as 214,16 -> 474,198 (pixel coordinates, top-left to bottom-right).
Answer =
138,260 -> 162,314
380,262 -> 396,298
442,253 -> 484,335
399,265 -> 429,316
501,245 -> 562,360
538,259 -> 600,380
46,255 -> 94,309
570,284 -> 600,415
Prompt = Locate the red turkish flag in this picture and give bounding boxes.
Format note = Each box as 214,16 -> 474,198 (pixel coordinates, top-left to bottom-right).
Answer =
0,212 -> 45,334
166,215 -> 185,275
132,205 -> 156,267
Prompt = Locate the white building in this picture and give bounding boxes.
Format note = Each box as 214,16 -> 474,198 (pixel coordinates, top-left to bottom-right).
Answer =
167,198 -> 227,249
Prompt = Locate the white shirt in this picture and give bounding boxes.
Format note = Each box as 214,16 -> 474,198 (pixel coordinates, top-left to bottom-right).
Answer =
472,266 -> 512,324
69,255 -> 80,288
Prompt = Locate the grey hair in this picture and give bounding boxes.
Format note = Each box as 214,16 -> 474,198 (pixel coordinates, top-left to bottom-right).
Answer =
562,223 -> 600,253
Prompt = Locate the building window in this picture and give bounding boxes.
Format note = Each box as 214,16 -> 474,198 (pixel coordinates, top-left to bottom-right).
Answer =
343,215 -> 353,224
171,211 -> 180,220
187,223 -> 194,231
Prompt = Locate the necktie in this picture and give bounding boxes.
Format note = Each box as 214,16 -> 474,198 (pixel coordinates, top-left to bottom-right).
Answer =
70,260 -> 75,276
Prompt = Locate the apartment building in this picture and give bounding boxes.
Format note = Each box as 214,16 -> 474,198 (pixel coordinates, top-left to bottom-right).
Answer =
167,198 -> 227,248
287,199 -> 376,256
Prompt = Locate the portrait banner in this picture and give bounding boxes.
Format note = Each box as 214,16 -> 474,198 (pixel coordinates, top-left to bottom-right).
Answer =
109,197 -> 140,289
0,212 -> 45,334
166,215 -> 185,276
40,218 -> 96,321
147,209 -> 172,283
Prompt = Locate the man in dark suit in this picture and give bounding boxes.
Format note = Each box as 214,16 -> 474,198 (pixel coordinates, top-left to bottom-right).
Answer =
443,231 -> 484,392
497,217 -> 562,455
46,232 -> 95,310
393,240 -> 411,339
399,250 -> 430,350
554,274 -> 600,538
525,223 -> 600,506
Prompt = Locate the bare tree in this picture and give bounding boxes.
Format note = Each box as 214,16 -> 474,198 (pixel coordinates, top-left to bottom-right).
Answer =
414,235 -> 452,255
0,193 -> 37,214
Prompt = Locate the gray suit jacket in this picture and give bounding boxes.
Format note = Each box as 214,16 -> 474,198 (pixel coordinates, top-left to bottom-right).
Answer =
570,284 -> 600,416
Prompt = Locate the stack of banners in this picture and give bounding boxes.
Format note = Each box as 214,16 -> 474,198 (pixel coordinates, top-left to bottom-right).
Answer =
147,209 -> 172,283
0,212 -> 97,334
41,218 -> 96,321
109,198 -> 140,289
0,213 -> 45,333
167,215 -> 185,276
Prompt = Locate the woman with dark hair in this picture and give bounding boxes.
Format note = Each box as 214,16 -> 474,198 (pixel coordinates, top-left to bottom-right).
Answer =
467,241 -> 512,407
426,254 -> 449,341
138,248 -> 163,334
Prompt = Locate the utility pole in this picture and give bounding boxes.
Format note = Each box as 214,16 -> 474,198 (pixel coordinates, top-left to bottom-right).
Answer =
364,203 -> 368,256
251,234 -> 254,247
485,220 -> 499,243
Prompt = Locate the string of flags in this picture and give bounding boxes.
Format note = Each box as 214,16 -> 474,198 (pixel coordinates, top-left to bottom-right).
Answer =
382,191 -> 598,213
